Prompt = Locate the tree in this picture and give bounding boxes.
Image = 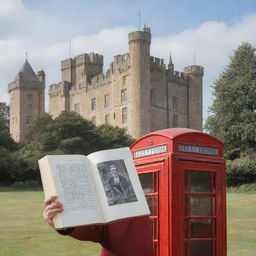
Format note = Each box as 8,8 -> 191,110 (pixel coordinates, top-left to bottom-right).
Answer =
205,43 -> 256,159
97,124 -> 135,150
0,102 -> 20,184
0,102 -> 10,123
0,102 -> 17,151
22,112 -> 135,171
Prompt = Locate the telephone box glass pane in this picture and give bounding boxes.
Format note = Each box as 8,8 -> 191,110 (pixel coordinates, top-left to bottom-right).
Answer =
184,170 -> 189,192
191,241 -> 213,256
190,171 -> 212,192
146,196 -> 158,215
191,219 -> 215,238
139,173 -> 154,193
190,195 -> 215,216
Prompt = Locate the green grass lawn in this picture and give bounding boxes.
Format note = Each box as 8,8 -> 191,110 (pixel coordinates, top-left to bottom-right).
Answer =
227,193 -> 256,256
0,191 -> 255,256
0,191 -> 100,256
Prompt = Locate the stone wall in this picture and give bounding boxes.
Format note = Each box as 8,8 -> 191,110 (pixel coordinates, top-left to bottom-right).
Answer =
48,28 -> 203,139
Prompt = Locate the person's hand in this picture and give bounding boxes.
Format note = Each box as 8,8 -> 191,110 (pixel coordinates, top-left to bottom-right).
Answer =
43,195 -> 63,228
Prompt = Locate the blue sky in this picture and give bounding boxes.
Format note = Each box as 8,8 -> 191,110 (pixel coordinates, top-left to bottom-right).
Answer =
22,0 -> 256,36
1,0 -> 256,123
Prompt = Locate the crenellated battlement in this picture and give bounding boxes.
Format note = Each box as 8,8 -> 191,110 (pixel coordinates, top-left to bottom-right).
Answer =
183,65 -> 204,77
75,53 -> 103,66
113,53 -> 129,65
163,67 -> 189,86
61,58 -> 74,71
173,71 -> 186,79
61,53 -> 103,70
48,81 -> 71,96
88,70 -> 112,89
150,56 -> 165,69
128,27 -> 151,45
111,53 -> 130,74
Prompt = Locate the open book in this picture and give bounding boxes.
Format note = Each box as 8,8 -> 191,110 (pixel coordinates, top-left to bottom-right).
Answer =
39,147 -> 150,229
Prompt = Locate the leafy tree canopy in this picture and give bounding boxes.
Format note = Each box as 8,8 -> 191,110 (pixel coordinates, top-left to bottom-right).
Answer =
0,110 -> 135,184
22,112 -> 135,170
205,43 -> 256,159
0,102 -> 9,122
0,102 -> 17,151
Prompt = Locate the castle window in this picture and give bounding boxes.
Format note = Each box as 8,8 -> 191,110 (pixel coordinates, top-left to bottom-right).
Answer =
122,107 -> 127,123
104,94 -> 110,108
173,96 -> 178,109
26,94 -> 33,100
91,116 -> 96,125
105,115 -> 110,124
91,98 -> 96,111
74,103 -> 80,113
121,89 -> 127,103
26,116 -> 33,125
173,113 -> 178,127
150,89 -> 155,105
27,104 -> 32,110
122,76 -> 127,86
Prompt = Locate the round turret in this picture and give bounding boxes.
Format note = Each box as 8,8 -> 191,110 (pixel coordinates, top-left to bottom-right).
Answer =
128,26 -> 151,138
183,65 -> 204,131
128,28 -> 151,45
183,65 -> 204,80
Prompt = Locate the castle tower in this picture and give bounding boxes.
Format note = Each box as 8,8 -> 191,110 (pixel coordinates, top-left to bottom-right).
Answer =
61,58 -> 76,84
8,59 -> 45,142
183,65 -> 204,130
128,26 -> 151,138
61,53 -> 103,85
75,53 -> 103,83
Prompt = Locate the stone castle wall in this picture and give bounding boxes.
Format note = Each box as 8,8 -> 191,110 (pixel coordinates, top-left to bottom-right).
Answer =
46,27 -> 204,139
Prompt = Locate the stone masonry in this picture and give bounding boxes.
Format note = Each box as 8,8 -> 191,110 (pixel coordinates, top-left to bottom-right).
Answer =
49,26 -> 204,139
9,26 -> 203,142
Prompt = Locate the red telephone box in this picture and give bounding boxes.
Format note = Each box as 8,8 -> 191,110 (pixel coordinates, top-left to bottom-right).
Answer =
130,128 -> 227,256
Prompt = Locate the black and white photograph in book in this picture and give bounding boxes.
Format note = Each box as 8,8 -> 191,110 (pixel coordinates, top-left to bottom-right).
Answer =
97,160 -> 137,206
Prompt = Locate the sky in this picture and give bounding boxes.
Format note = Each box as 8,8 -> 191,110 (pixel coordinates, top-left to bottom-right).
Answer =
1,0 -> 256,123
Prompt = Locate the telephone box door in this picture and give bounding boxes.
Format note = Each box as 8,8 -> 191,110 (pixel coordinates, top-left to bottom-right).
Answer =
175,160 -> 226,256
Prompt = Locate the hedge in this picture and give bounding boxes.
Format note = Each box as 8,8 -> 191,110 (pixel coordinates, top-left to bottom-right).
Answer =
226,157 -> 256,187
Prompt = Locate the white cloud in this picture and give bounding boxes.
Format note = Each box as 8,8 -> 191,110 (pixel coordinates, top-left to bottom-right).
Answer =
0,1 -> 256,121
150,14 -> 256,120
0,0 -> 24,17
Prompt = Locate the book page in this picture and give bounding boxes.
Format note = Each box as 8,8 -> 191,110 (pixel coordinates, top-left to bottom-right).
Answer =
41,155 -> 104,228
87,148 -> 150,222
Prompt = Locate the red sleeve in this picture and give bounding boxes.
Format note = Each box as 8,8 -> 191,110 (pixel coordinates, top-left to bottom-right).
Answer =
57,225 -> 104,243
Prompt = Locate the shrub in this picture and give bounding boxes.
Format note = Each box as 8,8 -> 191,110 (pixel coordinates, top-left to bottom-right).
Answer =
11,180 -> 42,190
227,183 -> 256,193
226,157 -> 256,186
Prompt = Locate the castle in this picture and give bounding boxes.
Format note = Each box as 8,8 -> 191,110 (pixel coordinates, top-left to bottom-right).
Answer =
8,26 -> 203,142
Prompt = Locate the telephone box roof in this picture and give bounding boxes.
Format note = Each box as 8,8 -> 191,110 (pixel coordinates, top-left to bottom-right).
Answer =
134,128 -> 223,145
